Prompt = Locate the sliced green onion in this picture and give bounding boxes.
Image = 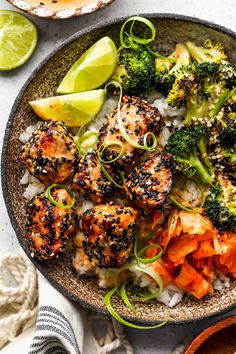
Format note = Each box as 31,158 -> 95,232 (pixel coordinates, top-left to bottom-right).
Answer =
134,243 -> 163,264
129,287 -> 162,301
106,81 -> 157,152
167,209 -> 179,236
120,283 -> 137,313
103,259 -> 168,328
143,132 -> 158,152
97,141 -> 124,164
169,178 -> 206,212
77,128 -> 99,155
146,45 -> 176,61
210,88 -> 236,118
98,160 -> 124,189
120,16 -> 156,49
142,232 -> 155,243
104,286 -> 168,329
128,260 -> 163,293
169,195 -> 193,212
46,184 -> 75,209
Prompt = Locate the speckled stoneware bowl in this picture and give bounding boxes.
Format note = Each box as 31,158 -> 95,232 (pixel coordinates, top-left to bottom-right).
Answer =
7,0 -> 114,19
2,14 -> 236,326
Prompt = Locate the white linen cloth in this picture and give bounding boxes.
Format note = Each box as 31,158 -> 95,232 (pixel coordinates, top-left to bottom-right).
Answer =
0,253 -> 133,354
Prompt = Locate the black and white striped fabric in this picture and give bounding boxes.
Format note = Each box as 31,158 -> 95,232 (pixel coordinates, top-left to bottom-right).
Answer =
28,274 -> 84,354
29,306 -> 81,354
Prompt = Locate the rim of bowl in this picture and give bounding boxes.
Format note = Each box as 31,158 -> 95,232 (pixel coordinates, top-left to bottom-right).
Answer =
6,0 -> 115,19
2,13 -> 236,326
185,315 -> 236,353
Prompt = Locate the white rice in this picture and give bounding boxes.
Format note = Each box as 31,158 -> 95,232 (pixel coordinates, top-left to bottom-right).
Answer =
131,269 -> 184,307
87,97 -> 117,132
213,272 -> 231,290
20,170 -> 45,200
19,122 -> 42,144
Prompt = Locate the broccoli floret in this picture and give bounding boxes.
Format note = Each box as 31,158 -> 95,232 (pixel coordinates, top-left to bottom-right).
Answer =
166,62 -> 217,111
166,64 -> 197,108
155,43 -> 190,96
179,62 -> 236,125
186,40 -> 227,64
165,126 -> 213,185
111,43 -> 155,96
205,175 -> 236,231
219,122 -> 236,172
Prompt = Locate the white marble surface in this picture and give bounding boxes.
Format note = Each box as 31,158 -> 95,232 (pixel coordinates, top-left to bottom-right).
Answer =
0,0 -> 235,353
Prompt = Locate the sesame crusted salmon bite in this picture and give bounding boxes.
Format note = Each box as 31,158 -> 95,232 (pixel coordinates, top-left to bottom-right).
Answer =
19,16 -> 236,328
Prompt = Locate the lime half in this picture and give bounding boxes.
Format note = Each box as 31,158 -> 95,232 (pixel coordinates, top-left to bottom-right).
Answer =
57,36 -> 117,94
0,10 -> 38,70
29,89 -> 106,127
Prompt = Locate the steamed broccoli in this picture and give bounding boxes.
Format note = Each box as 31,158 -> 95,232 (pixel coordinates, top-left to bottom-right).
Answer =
111,43 -> 155,96
185,40 -> 227,64
205,175 -> 236,231
165,125 -> 213,185
155,43 -> 191,96
219,122 -> 236,172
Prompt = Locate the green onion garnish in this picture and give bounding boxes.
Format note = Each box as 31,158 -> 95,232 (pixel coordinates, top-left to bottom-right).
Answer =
120,282 -> 137,313
46,184 -> 75,209
134,242 -> 163,264
104,260 -> 167,329
120,16 -> 156,49
169,195 -> 193,212
105,82 -> 157,152
97,141 -> 124,164
98,160 -> 124,189
146,45 -> 176,62
210,88 -> 236,118
169,178 -> 206,212
77,128 -> 99,155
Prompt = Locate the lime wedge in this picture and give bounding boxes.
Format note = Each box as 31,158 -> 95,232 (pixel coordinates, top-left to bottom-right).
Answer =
57,36 -> 117,94
29,89 -> 106,127
0,10 -> 38,70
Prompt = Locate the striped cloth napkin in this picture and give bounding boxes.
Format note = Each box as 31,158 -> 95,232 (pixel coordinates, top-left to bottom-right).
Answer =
0,253 -> 133,354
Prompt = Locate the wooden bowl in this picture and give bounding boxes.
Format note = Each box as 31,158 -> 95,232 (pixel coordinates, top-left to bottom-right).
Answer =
185,316 -> 236,353
7,0 -> 115,19
2,14 -> 236,326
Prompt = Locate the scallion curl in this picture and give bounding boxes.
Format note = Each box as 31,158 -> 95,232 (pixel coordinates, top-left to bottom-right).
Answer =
120,282 -> 137,313
146,45 -> 177,61
46,184 -> 75,209
77,128 -> 99,155
98,160 -> 124,189
134,242 -> 163,264
105,81 -> 157,152
104,260 -> 167,329
169,178 -> 206,212
120,16 -> 156,49
97,141 -> 124,164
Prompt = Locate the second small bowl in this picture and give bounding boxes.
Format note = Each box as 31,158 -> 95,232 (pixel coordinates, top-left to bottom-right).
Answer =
7,0 -> 115,19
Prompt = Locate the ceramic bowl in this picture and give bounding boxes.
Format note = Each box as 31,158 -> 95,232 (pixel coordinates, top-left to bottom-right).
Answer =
7,0 -> 115,19
2,14 -> 236,326
185,315 -> 236,353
